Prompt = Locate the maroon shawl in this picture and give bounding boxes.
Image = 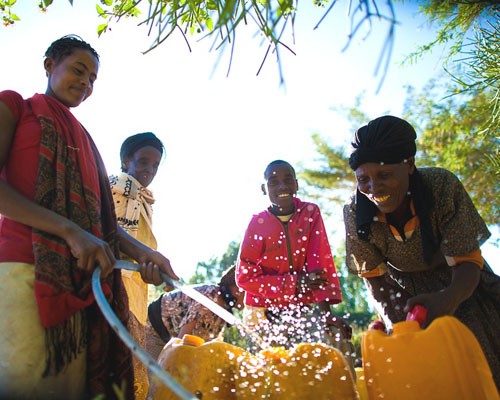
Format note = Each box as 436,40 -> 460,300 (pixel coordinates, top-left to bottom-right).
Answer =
28,94 -> 134,398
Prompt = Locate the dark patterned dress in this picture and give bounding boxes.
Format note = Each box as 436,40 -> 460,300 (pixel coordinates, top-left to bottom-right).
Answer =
146,285 -> 229,360
344,167 -> 500,390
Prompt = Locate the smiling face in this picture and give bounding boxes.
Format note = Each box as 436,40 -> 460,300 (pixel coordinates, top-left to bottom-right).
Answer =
355,159 -> 415,215
44,48 -> 99,108
123,145 -> 162,187
263,162 -> 298,215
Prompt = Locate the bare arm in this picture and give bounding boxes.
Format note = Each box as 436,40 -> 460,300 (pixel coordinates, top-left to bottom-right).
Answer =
117,225 -> 179,285
405,261 -> 480,327
0,101 -> 116,275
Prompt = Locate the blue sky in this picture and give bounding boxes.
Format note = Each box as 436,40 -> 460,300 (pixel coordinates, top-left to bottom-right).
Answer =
1,1 -> 498,277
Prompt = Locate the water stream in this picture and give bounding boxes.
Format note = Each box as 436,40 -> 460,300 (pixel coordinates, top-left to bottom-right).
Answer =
161,270 -> 269,351
116,260 -> 269,351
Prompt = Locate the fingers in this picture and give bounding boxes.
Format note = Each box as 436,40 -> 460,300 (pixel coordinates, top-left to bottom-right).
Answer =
137,251 -> 179,283
74,243 -> 115,276
66,228 -> 115,275
96,245 -> 116,277
140,262 -> 162,285
307,269 -> 328,286
158,257 -> 179,281
403,298 -> 416,314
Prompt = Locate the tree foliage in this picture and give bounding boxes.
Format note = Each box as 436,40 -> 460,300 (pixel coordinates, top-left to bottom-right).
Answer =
187,240 -> 240,284
402,80 -> 500,224
407,0 -> 499,63
1,0 -> 397,84
406,1 -> 500,155
298,98 -> 371,210
300,80 -> 499,226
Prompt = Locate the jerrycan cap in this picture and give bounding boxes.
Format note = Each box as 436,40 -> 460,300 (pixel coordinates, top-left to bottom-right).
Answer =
181,334 -> 205,347
406,305 -> 428,326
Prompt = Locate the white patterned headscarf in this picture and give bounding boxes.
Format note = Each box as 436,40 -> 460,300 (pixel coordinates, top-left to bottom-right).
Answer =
109,173 -> 155,236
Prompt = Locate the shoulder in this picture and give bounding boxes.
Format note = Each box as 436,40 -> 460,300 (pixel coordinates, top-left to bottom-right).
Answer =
342,195 -> 358,233
247,208 -> 273,225
343,193 -> 356,211
294,198 -> 321,214
0,90 -> 28,118
190,285 -> 222,305
418,167 -> 468,201
419,167 -> 460,186
0,90 -> 24,103
196,284 -> 218,295
202,285 -> 222,298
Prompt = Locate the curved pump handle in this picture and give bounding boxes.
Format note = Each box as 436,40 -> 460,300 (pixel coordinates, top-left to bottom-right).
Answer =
406,305 -> 428,327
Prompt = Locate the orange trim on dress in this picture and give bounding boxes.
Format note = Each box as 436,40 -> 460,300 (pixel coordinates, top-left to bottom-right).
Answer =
376,201 -> 419,242
359,262 -> 387,278
445,248 -> 484,269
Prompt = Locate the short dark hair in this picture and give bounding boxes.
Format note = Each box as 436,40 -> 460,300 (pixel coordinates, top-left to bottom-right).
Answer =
44,34 -> 100,64
120,132 -> 165,172
264,160 -> 296,180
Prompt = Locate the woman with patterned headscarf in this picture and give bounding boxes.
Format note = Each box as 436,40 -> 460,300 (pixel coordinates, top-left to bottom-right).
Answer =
109,131 -> 165,400
343,115 -> 500,390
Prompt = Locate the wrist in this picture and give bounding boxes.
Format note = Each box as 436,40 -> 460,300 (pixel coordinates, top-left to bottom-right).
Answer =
439,286 -> 465,311
59,220 -> 80,241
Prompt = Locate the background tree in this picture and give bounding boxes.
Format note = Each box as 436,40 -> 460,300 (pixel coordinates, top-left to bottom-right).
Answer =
0,0 -> 399,85
298,97 -> 370,209
406,1 -> 500,176
300,81 -> 499,225
187,240 -> 240,284
403,79 -> 499,224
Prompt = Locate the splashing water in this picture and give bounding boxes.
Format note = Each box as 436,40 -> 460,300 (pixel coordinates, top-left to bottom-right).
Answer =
115,260 -> 269,350
177,284 -> 269,350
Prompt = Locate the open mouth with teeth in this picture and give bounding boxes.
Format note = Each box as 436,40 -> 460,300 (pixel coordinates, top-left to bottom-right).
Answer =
372,195 -> 390,203
278,193 -> 292,198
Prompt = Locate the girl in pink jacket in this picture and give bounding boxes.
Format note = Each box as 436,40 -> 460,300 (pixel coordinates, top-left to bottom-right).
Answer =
236,160 -> 352,351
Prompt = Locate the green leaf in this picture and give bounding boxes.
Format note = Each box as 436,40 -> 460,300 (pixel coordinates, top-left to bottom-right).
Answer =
206,16 -> 213,31
96,4 -> 105,16
97,23 -> 108,36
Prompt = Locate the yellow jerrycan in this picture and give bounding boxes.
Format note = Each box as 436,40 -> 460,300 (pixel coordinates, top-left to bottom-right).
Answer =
235,342 -> 358,399
362,316 -> 499,400
354,367 -> 369,400
150,334 -> 246,400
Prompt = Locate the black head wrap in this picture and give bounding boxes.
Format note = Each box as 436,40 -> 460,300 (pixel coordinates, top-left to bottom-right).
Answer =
349,115 -> 417,171
350,116 -> 437,264
120,132 -> 164,171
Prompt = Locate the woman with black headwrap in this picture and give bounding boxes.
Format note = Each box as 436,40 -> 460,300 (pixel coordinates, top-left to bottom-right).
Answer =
109,131 -> 165,400
343,115 -> 500,389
